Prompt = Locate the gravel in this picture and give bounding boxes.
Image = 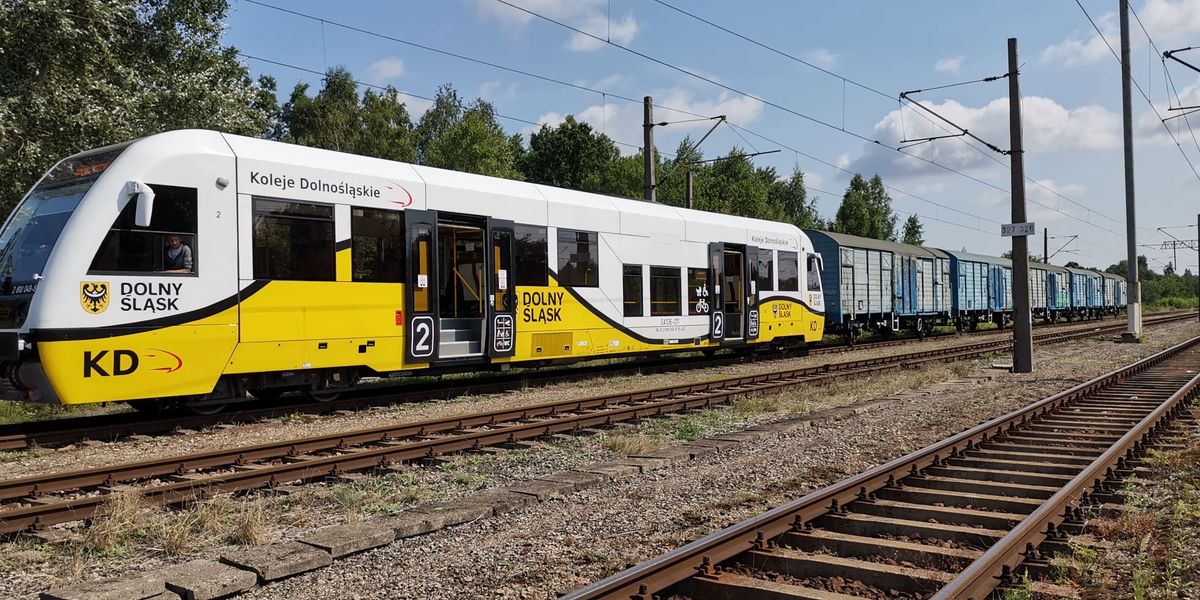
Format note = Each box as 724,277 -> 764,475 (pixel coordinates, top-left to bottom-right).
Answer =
2,320 -> 1192,599
235,323 -> 1199,600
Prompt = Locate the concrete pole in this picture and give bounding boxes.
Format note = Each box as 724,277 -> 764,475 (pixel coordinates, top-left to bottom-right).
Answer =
1120,0 -> 1143,340
1044,228 -> 1049,263
686,170 -> 694,210
1009,37 -> 1033,373
643,96 -> 656,202
1197,213 -> 1199,322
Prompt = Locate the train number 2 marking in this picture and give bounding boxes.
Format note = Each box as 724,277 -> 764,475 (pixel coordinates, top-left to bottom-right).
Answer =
410,316 -> 435,358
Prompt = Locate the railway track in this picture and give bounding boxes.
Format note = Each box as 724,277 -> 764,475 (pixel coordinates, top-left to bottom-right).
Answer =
563,335 -> 1200,600
0,313 -> 1172,452
0,313 -> 1183,536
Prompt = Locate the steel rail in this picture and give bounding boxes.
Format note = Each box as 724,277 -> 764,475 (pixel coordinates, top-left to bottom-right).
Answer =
562,334 -> 1200,600
933,363 -> 1200,598
0,317 -> 1181,535
0,312 -> 1172,451
0,318 -> 1139,504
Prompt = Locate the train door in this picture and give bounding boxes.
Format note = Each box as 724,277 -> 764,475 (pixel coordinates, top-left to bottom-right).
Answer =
487,219 -> 516,358
745,245 -> 760,340
437,214 -> 487,358
708,243 -> 725,342
722,246 -> 745,340
405,210 -> 439,364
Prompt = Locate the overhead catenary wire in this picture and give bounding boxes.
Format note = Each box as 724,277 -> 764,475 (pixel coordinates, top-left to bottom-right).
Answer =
651,0 -> 1132,233
1075,0 -> 1200,184
235,0 -> 1122,249
493,0 -> 1135,252
238,53 -> 671,157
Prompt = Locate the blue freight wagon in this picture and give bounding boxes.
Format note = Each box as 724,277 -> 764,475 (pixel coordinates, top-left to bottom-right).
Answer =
1029,261 -> 1051,320
1100,272 -> 1126,315
940,250 -> 1014,329
1044,263 -> 1071,322
806,230 -> 949,339
1065,266 -> 1102,319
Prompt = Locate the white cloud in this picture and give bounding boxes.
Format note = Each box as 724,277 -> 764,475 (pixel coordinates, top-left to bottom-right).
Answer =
467,0 -> 638,51
847,96 -> 1120,178
365,57 -> 406,82
934,56 -> 964,74
804,49 -> 838,69
1041,0 -> 1200,66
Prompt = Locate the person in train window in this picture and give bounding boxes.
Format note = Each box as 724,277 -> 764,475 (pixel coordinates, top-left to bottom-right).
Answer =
163,234 -> 193,273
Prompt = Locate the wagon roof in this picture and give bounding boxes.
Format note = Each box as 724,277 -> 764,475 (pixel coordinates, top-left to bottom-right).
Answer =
936,249 -> 1011,266
805,230 -> 945,258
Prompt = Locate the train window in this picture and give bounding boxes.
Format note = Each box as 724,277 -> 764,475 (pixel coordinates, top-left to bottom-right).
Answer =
807,254 -> 822,292
778,251 -> 799,291
351,208 -> 405,282
756,249 -> 774,292
688,268 -> 710,316
623,265 -> 643,317
252,198 -> 335,281
650,266 -> 681,316
556,229 -> 598,287
90,184 -> 198,274
515,225 -> 547,286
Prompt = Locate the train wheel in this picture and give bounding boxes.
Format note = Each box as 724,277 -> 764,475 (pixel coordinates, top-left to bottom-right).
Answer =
184,400 -> 228,416
250,389 -> 284,402
127,400 -> 163,414
305,389 -> 341,403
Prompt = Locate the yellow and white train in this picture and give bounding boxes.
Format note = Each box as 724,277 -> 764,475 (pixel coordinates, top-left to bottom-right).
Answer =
0,130 -> 825,412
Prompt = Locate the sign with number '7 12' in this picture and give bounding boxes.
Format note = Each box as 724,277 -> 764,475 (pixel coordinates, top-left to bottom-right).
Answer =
1001,222 -> 1036,237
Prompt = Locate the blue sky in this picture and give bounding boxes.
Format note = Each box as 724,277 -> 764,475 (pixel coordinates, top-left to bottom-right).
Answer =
224,0 -> 1200,273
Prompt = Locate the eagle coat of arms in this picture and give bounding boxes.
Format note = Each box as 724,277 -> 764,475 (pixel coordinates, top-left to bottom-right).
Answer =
80,281 -> 110,314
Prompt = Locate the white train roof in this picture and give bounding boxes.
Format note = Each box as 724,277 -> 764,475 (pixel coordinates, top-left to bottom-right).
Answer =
210,130 -> 808,249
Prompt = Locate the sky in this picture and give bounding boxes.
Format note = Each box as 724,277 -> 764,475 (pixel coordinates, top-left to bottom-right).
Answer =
223,0 -> 1200,273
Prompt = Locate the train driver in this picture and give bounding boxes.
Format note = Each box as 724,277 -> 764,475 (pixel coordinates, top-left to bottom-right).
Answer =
163,234 -> 193,273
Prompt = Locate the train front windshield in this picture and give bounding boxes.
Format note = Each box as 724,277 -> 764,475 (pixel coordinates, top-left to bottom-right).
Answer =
0,145 -> 126,327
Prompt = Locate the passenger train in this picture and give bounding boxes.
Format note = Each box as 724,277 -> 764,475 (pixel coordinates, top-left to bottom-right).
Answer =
0,130 -> 1123,412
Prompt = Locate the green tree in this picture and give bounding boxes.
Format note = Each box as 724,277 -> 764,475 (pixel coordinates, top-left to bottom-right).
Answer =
769,166 -> 823,229
518,115 -> 619,192
0,0 -> 275,214
832,174 -> 897,240
900,214 -> 925,245
417,85 -> 523,179
698,147 -> 772,219
281,68 -> 417,163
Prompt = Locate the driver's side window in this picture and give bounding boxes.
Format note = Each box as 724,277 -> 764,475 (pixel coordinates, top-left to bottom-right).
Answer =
90,185 -> 197,274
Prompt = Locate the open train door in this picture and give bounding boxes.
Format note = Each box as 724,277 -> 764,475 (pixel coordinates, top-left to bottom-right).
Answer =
487,218 -> 516,358
745,245 -> 760,341
405,209 -> 439,364
707,242 -> 724,342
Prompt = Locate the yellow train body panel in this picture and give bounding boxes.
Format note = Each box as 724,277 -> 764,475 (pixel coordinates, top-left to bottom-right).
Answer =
38,279 -> 822,406
39,308 -> 239,405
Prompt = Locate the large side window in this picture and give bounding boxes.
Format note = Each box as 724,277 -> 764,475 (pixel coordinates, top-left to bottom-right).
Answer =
688,267 -> 710,315
252,198 -> 334,281
514,225 -> 547,286
556,229 -> 598,287
807,253 -> 822,292
757,248 -> 774,292
623,264 -> 643,317
351,208 -> 404,282
650,266 -> 681,316
778,251 -> 799,291
90,185 -> 198,274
